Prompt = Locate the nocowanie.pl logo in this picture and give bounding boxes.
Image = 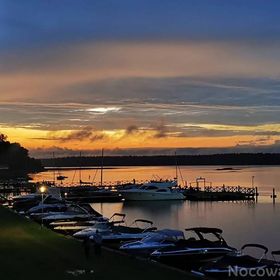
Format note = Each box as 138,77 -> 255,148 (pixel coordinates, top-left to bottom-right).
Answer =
229,266 -> 280,278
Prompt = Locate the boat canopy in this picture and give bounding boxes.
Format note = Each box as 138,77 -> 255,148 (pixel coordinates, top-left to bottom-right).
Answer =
134,219 -> 153,225
185,227 -> 223,234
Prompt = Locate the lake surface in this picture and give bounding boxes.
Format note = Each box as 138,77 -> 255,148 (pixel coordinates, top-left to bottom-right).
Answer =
32,165 -> 280,251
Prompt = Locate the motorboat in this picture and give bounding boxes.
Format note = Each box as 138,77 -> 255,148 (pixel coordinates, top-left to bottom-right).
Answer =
192,244 -> 277,279
41,204 -> 102,225
60,186 -> 123,203
151,227 -> 236,270
50,220 -> 107,234
73,215 -> 156,243
120,179 -> 185,201
89,219 -> 157,245
27,202 -> 67,215
12,194 -> 63,213
52,213 -> 125,235
119,229 -> 185,255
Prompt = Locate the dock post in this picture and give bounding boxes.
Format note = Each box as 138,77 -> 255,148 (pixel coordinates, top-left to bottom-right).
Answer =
255,187 -> 259,202
271,188 -> 277,204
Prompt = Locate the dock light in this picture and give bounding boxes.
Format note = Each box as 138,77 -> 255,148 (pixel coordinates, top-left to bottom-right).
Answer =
39,185 -> 46,193
39,185 -> 47,229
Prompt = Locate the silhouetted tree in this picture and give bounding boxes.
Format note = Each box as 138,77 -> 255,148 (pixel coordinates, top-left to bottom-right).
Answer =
0,133 -> 7,142
0,133 -> 43,178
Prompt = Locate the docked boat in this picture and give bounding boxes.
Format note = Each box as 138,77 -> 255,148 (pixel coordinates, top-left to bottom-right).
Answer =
151,227 -> 236,270
27,202 -> 67,215
119,229 -> 185,255
193,244 -> 276,279
120,179 -> 185,201
12,194 -> 63,213
51,213 -> 125,234
89,219 -> 157,245
74,217 -> 155,242
41,204 -> 102,225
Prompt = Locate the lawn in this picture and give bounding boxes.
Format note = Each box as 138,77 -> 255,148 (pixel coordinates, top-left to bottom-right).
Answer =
0,206 -> 200,280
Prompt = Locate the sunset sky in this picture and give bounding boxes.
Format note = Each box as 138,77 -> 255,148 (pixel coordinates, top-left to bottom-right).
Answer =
1,0 -> 280,157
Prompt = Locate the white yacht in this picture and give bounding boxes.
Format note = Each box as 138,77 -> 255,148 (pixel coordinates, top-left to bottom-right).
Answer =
120,179 -> 185,201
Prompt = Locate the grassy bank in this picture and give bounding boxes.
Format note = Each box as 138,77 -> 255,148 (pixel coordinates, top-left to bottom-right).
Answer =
0,206 -> 199,280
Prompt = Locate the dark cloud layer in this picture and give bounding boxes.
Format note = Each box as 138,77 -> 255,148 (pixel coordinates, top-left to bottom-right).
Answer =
2,0 -> 280,49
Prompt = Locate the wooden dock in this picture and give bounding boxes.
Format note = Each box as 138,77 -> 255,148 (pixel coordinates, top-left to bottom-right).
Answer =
184,185 -> 257,201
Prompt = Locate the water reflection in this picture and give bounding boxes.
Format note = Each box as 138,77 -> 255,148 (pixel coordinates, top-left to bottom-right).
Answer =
31,165 -> 280,250
122,200 -> 185,229
32,165 -> 280,195
91,200 -> 280,251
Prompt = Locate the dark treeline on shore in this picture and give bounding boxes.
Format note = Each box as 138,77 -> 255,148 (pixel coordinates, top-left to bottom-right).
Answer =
0,134 -> 43,178
41,153 -> 280,168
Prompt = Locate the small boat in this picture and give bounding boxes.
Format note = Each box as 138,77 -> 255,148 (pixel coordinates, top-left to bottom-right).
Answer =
27,202 -> 67,215
89,219 -> 157,245
151,227 -> 236,270
193,244 -> 275,279
41,204 -> 102,225
52,212 -> 125,234
120,180 -> 185,201
119,229 -> 185,255
13,194 -> 62,213
73,215 -> 156,244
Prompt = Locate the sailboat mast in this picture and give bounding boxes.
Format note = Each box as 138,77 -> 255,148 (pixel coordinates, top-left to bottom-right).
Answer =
79,151 -> 82,184
175,151 -> 178,182
100,148 -> 104,186
53,152 -> 56,185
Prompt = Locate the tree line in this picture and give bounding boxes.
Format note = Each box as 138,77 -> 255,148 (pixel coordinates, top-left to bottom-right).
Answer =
42,153 -> 280,167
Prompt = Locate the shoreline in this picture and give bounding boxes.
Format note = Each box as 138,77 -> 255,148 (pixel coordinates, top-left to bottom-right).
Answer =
0,206 -> 199,280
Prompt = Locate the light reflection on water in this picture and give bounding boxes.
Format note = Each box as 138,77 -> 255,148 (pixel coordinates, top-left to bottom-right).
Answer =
32,165 -> 280,250
32,165 -> 280,192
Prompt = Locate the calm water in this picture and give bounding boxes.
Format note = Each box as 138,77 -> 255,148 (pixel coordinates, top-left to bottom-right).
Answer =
32,166 -> 280,251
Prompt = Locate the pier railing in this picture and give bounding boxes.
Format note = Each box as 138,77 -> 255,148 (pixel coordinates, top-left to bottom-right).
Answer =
203,185 -> 256,195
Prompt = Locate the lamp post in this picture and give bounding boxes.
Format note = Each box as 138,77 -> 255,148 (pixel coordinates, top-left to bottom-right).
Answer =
39,185 -> 46,228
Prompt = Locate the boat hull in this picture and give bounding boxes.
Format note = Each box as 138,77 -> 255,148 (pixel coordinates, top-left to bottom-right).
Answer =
152,248 -> 235,270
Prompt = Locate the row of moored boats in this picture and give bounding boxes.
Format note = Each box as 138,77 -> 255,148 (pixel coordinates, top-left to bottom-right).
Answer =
11,193 -> 280,279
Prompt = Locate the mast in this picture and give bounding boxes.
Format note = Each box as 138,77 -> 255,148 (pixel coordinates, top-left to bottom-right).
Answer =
175,151 -> 178,182
100,148 -> 104,186
79,151 -> 82,184
53,152 -> 56,186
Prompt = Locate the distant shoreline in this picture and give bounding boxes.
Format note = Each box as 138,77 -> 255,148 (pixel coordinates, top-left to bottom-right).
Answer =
41,153 -> 280,168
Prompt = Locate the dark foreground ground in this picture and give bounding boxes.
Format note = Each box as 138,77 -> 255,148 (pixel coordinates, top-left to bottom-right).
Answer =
0,206 -> 199,280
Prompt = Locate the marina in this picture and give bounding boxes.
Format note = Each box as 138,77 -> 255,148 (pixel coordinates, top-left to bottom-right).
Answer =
1,165 -> 280,279
2,2 -> 280,278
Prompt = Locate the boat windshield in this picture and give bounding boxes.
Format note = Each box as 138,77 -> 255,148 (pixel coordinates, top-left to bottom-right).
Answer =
141,230 -> 184,242
67,205 -> 85,213
185,227 -> 224,242
141,234 -> 164,242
